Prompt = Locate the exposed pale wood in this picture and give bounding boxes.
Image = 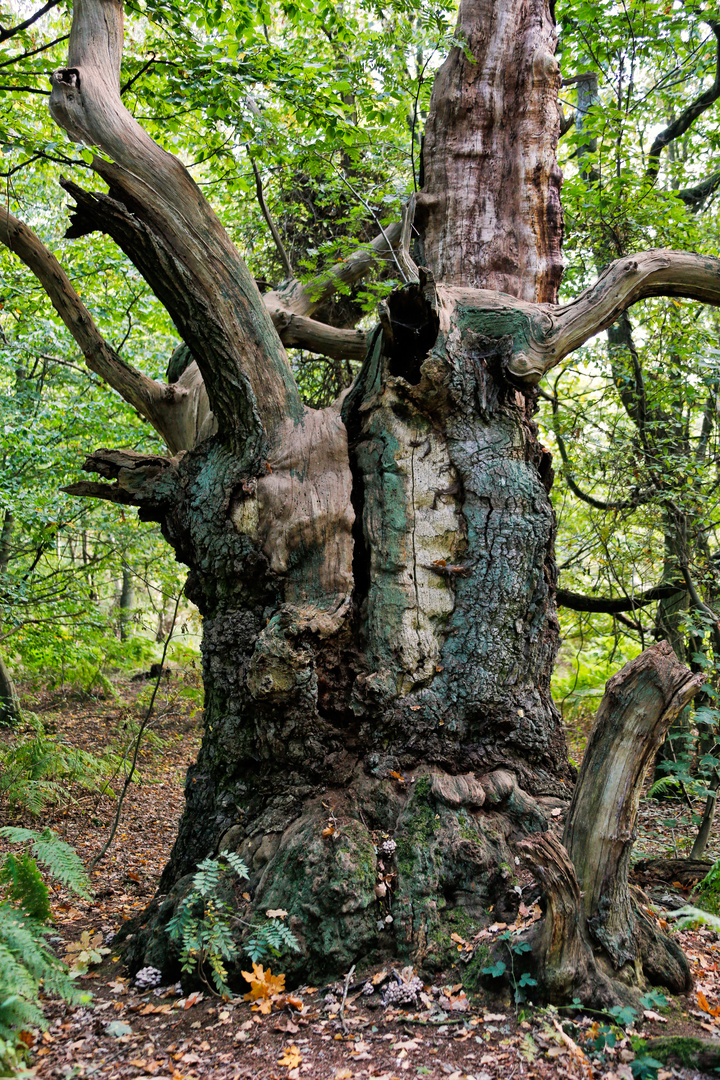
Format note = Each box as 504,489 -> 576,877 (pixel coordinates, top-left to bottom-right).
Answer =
63,447 -> 181,508
417,0 -> 563,302
517,832 -> 595,1001
563,640 -> 702,969
254,405 -> 354,601
265,222 -> 403,321
49,0 -> 302,448
270,311 -> 368,361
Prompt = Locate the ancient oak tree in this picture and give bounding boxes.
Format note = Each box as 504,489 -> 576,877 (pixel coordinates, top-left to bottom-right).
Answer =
3,0 -> 719,1001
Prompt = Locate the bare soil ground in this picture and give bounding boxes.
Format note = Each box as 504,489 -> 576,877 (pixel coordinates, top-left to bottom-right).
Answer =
4,680 -> 720,1080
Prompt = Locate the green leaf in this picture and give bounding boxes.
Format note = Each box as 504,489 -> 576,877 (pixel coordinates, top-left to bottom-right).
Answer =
481,960 -> 507,979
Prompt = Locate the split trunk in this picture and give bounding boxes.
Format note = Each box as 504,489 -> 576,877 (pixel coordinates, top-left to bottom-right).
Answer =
36,0 -> 705,994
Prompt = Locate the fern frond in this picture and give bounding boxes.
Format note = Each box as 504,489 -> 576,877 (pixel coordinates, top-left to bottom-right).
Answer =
665,904 -> 720,931
0,828 -> 91,899
0,854 -> 50,922
223,852 -> 249,880
647,774 -> 682,799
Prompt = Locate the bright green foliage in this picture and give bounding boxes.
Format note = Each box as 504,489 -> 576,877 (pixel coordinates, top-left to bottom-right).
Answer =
536,2 -> 720,808
691,860 -> 720,916
166,854 -> 299,996
631,1058 -> 664,1080
245,916 -> 302,965
609,1004 -> 639,1029
665,904 -> 720,930
639,989 -> 668,1012
0,828 -> 91,900
167,855 -> 250,997
480,932 -> 537,1006
0,718 -> 119,816
0,855 -> 50,923
0,829 -> 90,1075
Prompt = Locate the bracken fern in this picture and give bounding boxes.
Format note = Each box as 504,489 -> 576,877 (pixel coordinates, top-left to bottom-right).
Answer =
0,829 -> 91,1075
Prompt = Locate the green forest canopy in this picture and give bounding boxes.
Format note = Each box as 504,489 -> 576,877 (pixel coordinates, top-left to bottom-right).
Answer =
2,0 -> 720,715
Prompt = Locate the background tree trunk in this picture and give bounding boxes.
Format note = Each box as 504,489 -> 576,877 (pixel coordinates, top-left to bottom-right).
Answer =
0,511 -> 20,725
118,561 -> 134,641
0,651 -> 20,726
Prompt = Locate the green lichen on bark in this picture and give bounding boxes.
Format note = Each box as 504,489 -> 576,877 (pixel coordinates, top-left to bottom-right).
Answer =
119,286 -> 572,986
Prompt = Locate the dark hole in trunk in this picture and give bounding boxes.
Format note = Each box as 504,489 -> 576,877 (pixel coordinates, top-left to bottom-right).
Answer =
387,286 -> 439,385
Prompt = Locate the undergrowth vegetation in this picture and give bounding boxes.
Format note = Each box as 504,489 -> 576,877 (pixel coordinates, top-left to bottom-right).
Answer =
167,854 -> 300,998
0,828 -> 91,1076
0,717 -> 119,818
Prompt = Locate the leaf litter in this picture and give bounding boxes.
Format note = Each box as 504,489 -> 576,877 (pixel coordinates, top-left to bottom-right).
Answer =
4,682 -> 720,1078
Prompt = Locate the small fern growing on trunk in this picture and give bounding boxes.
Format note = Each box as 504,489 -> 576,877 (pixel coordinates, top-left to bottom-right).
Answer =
166,853 -> 299,997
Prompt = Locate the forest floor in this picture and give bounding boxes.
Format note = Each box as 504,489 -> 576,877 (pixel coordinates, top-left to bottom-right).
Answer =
4,678 -> 720,1080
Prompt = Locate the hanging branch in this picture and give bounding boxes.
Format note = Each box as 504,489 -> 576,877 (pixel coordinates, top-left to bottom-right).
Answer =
556,582 -> 685,614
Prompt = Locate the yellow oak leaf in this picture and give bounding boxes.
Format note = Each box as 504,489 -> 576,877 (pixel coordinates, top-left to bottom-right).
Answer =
278,1044 -> 302,1068
242,963 -> 286,1009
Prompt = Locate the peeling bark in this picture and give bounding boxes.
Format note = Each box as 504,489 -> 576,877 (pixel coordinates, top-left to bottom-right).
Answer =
418,0 -> 563,302
511,643 -> 700,1006
517,832 -> 611,1004
94,277 -> 571,983
560,642 -> 699,992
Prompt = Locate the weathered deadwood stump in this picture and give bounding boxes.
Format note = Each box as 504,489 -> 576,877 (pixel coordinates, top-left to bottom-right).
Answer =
514,642 -> 702,1005
632,858 -> 712,889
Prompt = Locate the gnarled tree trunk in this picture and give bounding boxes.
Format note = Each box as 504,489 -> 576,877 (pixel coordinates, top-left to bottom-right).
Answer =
5,0 -> 720,995
103,0 -> 570,981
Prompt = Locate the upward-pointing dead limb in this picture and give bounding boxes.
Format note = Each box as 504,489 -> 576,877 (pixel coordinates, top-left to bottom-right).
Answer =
515,642 -> 702,1006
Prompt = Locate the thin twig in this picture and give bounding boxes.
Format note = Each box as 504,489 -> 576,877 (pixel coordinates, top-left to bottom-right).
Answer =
248,153 -> 293,280
317,153 -> 409,284
88,593 -> 181,871
0,32 -> 69,69
0,0 -> 61,43
120,55 -> 157,95
338,963 -> 355,1035
410,49 -> 436,192
403,1016 -> 468,1026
